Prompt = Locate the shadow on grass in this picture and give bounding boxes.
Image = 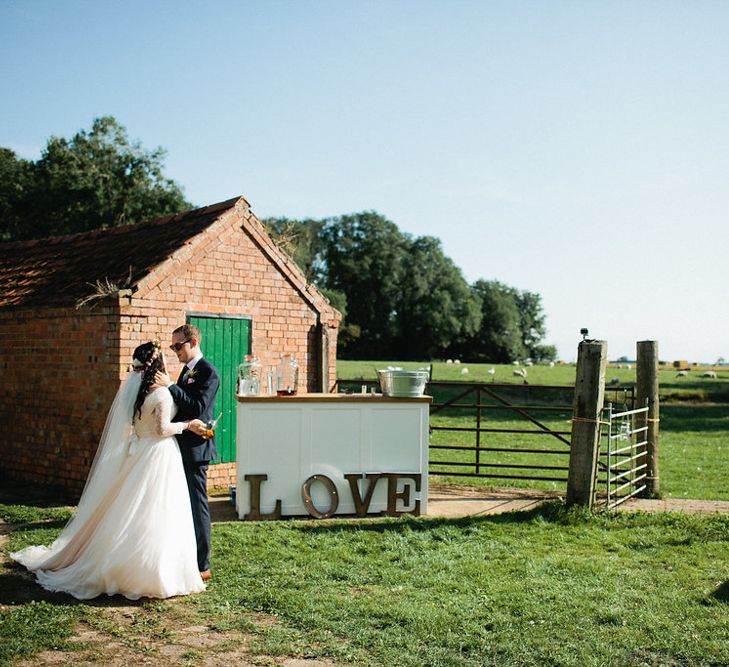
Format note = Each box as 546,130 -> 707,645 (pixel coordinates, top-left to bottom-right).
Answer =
710,580 -> 729,604
225,500 -> 603,537
0,561 -> 151,608
660,405 -> 729,433
5,519 -> 69,534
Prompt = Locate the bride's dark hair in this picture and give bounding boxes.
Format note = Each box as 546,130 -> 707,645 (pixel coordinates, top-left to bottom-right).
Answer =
132,341 -> 164,420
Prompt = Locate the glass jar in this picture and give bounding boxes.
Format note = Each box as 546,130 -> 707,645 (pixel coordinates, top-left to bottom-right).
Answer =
276,354 -> 299,396
238,355 -> 262,396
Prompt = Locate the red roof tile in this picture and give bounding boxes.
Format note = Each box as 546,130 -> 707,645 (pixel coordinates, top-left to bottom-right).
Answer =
0,198 -> 240,309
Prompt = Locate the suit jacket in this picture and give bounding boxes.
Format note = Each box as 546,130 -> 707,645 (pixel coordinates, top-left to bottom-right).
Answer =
169,357 -> 220,463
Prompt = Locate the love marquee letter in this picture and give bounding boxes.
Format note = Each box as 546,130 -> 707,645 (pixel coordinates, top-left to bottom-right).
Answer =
244,474 -> 282,521
301,474 -> 339,519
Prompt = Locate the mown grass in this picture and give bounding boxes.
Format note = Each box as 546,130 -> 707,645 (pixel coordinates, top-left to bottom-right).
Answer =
0,504 -> 73,525
660,405 -> 729,501
0,507 -> 82,666
3,504 -> 729,666
0,600 -> 83,665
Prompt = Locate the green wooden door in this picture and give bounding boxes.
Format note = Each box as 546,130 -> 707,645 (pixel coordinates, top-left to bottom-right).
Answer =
188,315 -> 251,464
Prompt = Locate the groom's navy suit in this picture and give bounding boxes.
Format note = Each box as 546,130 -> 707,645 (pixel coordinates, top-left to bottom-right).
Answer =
169,357 -> 220,572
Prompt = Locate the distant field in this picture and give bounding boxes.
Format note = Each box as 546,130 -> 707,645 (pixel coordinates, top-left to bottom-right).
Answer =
337,360 -> 729,501
337,360 -> 729,402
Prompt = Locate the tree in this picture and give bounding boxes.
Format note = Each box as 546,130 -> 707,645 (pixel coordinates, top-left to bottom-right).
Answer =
0,149 -> 32,241
456,281 -> 557,363
319,212 -> 410,358
1,117 -> 190,241
462,280 -> 526,362
264,212 -> 554,362
516,290 -> 556,361
394,236 -> 481,359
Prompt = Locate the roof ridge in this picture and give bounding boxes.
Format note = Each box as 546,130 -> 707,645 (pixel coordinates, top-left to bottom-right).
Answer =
0,196 -> 242,250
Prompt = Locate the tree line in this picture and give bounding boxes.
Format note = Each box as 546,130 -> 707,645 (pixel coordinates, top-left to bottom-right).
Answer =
1,117 -> 556,362
264,214 -> 556,362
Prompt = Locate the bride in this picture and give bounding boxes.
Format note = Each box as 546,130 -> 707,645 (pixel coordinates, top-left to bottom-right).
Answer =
12,341 -> 207,600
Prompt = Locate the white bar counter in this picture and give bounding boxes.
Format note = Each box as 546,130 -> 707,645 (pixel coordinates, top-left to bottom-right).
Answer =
235,393 -> 431,520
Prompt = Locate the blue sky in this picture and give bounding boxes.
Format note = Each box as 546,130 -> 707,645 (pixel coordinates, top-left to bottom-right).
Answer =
2,0 -> 727,362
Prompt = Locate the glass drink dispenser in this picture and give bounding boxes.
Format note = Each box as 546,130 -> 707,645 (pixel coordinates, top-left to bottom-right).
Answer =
238,355 -> 262,396
276,354 -> 299,396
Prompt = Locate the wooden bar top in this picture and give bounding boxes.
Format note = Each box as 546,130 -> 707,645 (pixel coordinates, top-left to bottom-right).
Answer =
236,392 -> 432,403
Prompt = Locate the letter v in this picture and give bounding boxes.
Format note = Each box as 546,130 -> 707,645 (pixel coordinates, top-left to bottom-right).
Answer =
344,473 -> 383,516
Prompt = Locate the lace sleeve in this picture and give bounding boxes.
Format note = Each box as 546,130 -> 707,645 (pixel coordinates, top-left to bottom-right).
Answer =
154,391 -> 186,437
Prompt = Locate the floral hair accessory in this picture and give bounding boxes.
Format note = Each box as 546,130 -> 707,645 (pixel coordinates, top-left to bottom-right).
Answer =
132,339 -> 163,372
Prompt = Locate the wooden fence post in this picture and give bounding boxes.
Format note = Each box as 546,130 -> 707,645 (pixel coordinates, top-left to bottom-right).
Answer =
567,340 -> 607,507
636,340 -> 660,497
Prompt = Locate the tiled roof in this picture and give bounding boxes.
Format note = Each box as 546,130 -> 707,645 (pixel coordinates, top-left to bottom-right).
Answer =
0,198 -> 240,309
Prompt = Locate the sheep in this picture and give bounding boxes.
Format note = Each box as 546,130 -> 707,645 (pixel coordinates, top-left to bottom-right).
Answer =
548,361 -> 555,368
487,367 -> 496,376
454,359 -> 461,365
513,368 -> 527,378
446,359 -> 453,364
608,377 -> 621,386
676,370 -> 689,377
702,371 -> 718,379
461,367 -> 469,375
512,360 -> 520,366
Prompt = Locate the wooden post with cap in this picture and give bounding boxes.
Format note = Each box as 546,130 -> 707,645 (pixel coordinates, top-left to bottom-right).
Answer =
636,340 -> 660,497
567,340 -> 607,507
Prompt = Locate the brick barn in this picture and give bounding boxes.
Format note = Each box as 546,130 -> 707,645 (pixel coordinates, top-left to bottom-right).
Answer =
0,196 -> 340,497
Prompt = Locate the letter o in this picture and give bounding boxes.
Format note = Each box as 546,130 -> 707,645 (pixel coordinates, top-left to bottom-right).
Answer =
301,474 -> 339,519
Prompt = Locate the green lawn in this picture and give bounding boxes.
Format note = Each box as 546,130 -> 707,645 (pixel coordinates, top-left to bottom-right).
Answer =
2,504 -> 729,666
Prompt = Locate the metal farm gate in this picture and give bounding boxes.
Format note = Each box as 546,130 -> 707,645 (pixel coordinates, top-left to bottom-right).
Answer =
336,378 -> 637,491
427,382 -> 574,485
596,402 -> 649,509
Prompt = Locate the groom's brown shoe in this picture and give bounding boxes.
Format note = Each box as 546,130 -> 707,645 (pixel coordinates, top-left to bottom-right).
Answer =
200,570 -> 212,581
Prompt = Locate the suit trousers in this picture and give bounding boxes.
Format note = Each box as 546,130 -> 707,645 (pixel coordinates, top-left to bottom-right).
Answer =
183,460 -> 211,572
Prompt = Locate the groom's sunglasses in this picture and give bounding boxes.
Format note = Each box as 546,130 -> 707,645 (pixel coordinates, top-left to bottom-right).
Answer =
169,339 -> 192,352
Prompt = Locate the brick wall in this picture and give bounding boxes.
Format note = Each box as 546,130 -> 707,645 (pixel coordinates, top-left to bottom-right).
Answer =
0,202 -> 339,497
0,306 -> 121,498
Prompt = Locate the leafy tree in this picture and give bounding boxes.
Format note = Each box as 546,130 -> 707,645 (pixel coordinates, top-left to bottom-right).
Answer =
460,280 -> 526,362
0,149 -> 32,241
458,281 -> 556,363
516,290 -> 556,361
319,212 -> 410,358
394,236 -> 481,359
1,117 -> 190,241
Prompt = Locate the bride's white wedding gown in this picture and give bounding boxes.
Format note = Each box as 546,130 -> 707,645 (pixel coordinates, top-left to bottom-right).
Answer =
12,387 -> 205,600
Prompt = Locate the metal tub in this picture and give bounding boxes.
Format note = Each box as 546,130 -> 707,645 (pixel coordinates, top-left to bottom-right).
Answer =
377,369 -> 429,398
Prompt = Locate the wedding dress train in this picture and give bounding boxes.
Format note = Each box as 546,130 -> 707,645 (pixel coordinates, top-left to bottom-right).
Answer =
12,385 -> 205,600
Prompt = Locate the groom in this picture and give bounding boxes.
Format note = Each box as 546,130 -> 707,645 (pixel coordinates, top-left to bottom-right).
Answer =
154,324 -> 220,581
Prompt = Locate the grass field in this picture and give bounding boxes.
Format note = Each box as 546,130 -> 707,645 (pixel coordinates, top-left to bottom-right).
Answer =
338,360 -> 729,501
337,359 -> 729,402
2,503 -> 728,666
